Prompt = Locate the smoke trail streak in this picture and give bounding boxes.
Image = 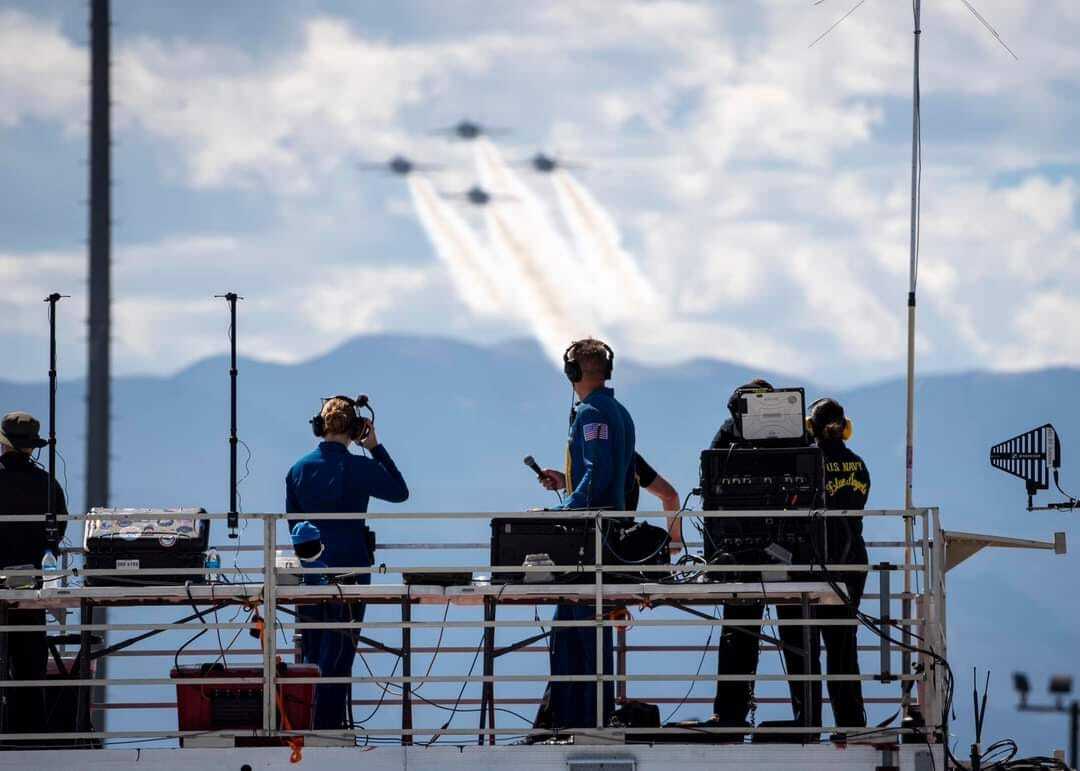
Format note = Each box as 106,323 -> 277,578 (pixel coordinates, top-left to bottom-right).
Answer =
485,206 -> 584,363
407,175 -> 506,316
473,139 -> 603,334
551,169 -> 662,322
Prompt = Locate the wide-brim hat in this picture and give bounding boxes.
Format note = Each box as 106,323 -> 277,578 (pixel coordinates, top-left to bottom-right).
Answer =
0,412 -> 47,450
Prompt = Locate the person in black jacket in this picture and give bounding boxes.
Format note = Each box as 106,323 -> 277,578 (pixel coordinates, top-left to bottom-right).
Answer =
707,380 -> 816,734
0,412 -> 68,736
804,397 -> 870,732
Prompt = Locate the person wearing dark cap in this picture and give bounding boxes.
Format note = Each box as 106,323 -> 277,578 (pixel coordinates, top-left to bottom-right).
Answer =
705,380 -> 816,736
0,411 -> 68,736
803,397 -> 871,733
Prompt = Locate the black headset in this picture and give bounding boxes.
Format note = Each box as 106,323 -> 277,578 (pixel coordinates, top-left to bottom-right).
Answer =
562,339 -> 614,384
310,394 -> 373,440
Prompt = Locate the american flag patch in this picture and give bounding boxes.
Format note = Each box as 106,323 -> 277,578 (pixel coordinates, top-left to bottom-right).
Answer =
583,422 -> 609,442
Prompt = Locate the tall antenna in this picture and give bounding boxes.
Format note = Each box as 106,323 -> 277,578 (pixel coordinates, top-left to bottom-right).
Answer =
86,0 -> 111,513
901,0 -> 922,717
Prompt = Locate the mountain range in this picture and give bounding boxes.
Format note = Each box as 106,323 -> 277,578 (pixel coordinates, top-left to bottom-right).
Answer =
1,333 -> 1076,754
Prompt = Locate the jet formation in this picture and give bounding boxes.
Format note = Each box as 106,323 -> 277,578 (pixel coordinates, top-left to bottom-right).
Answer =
358,120 -> 580,205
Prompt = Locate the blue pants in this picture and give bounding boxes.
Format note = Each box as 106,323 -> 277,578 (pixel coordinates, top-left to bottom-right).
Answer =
299,575 -> 369,730
549,603 -> 614,729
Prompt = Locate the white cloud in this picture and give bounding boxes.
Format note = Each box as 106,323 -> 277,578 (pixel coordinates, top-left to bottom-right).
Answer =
0,10 -> 84,129
1,1 -> 1079,384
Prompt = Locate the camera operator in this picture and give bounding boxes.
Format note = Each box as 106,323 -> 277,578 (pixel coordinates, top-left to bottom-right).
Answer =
285,395 -> 408,730
804,397 -> 870,732
534,338 -> 635,730
707,380 -> 813,735
0,412 -> 68,736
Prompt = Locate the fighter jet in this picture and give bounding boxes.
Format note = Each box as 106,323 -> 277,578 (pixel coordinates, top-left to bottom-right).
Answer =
525,152 -> 583,173
441,185 -> 514,206
356,155 -> 440,176
432,120 -> 509,141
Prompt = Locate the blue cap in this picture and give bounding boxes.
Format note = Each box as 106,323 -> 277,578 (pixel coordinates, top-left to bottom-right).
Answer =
290,520 -> 322,546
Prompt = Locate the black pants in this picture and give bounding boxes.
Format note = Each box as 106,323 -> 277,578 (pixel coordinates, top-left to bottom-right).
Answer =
2,609 -> 47,736
712,602 -> 811,724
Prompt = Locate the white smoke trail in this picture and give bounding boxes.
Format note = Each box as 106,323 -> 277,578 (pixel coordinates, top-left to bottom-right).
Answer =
551,169 -> 662,322
473,139 -> 603,335
407,174 -> 506,316
484,206 -> 585,363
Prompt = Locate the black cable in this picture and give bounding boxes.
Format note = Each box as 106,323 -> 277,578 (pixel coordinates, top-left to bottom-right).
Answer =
424,633 -> 485,746
662,606 -> 717,723
174,584 -> 210,671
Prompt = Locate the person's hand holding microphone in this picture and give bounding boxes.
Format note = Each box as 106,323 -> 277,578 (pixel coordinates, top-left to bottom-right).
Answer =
524,455 -> 564,491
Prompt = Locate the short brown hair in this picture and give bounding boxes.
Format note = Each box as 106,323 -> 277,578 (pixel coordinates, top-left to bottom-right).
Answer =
570,338 -> 613,379
320,397 -> 356,436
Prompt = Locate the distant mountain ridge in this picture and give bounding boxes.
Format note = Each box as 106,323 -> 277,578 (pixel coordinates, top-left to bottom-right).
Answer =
1,333 -> 1076,753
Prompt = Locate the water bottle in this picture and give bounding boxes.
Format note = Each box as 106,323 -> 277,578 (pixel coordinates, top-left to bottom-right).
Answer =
41,549 -> 60,588
204,548 -> 221,584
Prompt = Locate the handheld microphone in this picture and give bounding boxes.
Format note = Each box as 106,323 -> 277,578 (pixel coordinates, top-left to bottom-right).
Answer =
523,455 -> 546,480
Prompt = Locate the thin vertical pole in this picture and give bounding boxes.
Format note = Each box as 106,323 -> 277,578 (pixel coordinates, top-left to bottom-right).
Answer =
594,514 -> 604,730
903,0 -> 922,711
44,293 -> 65,548
262,516 -> 277,734
217,292 -> 241,537
1069,700 -> 1077,771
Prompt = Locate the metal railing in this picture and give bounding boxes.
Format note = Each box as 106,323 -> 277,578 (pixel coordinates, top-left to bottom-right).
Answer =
0,507 -> 946,748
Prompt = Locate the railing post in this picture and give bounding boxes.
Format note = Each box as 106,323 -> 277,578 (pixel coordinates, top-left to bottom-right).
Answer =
879,562 -> 893,683
262,515 -> 277,735
594,512 -> 604,731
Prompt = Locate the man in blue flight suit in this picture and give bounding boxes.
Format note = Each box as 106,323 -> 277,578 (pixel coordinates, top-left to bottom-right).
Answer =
537,338 -> 636,730
286,395 -> 409,730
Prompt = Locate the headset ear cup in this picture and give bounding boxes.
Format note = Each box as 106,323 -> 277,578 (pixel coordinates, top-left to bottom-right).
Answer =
310,415 -> 324,437
843,418 -> 853,442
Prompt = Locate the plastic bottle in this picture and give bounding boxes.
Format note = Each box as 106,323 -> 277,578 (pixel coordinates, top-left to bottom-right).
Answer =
41,549 -> 60,588
204,547 -> 221,584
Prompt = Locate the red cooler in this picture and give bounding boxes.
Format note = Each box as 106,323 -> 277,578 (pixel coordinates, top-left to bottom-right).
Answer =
172,663 -> 317,740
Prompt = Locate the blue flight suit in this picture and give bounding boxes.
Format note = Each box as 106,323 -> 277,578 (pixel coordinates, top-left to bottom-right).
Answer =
286,441 -> 409,730
549,386 -> 635,730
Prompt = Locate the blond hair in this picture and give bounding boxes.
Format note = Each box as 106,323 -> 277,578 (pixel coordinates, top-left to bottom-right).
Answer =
320,397 -> 356,436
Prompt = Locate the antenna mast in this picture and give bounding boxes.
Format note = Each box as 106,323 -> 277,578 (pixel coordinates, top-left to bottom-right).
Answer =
86,0 -> 111,513
902,0 -> 922,716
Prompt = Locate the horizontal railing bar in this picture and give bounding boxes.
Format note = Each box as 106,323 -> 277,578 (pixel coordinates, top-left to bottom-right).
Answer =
0,563 -> 921,578
102,642 -> 902,657
0,508 -> 933,522
0,672 -> 921,688
183,539 -> 917,552
0,725 -> 935,741
271,563 -> 919,573
92,695 -> 910,710
0,616 -> 920,633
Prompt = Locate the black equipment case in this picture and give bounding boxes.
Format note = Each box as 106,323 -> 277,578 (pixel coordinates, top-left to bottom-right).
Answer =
83,507 -> 211,586
490,516 -> 669,584
699,447 -> 826,581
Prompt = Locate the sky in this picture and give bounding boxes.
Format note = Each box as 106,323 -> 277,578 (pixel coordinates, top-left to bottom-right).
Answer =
1,0 -> 1079,387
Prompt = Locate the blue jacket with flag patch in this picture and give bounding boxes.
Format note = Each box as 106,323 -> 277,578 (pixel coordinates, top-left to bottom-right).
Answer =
555,386 -> 635,511
285,441 -> 408,572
